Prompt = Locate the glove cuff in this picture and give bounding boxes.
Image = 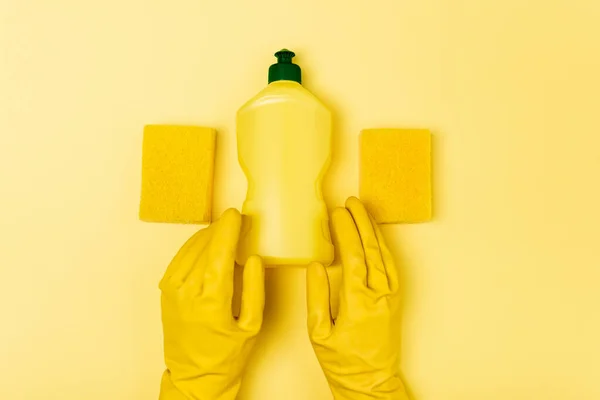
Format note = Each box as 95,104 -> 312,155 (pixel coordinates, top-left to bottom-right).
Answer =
330,373 -> 410,400
159,370 -> 190,400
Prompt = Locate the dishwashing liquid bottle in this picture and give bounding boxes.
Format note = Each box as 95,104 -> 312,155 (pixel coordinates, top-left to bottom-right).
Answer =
236,49 -> 334,266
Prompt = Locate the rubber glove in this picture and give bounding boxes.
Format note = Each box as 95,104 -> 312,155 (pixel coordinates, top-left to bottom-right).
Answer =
307,197 -> 409,400
158,208 -> 265,400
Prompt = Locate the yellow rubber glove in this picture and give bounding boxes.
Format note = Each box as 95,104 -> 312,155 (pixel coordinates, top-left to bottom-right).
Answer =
158,208 -> 265,400
307,197 -> 410,400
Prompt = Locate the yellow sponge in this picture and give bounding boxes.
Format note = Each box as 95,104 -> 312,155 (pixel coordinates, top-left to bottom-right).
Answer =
139,125 -> 216,224
359,128 -> 432,223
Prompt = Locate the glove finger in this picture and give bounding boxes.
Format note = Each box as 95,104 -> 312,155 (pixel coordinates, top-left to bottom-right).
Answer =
368,213 -> 399,293
201,208 -> 242,309
182,245 -> 211,298
346,196 -> 389,295
238,255 -> 265,333
306,262 -> 333,340
159,227 -> 211,291
331,206 -> 368,322
332,207 -> 367,291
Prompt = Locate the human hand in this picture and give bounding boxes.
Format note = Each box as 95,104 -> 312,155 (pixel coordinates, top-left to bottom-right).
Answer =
158,209 -> 265,400
307,197 -> 409,400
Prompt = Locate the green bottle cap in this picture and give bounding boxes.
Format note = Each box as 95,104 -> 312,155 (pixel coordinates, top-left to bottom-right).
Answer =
268,49 -> 301,84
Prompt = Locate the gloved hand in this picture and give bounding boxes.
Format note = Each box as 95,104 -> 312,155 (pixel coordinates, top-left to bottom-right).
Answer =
307,197 -> 409,400
158,208 -> 265,400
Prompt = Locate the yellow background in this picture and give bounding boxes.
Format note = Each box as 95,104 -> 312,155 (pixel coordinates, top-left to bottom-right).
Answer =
1,0 -> 599,399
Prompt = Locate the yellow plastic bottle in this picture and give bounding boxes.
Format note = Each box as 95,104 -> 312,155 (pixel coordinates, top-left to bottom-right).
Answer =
236,49 -> 334,267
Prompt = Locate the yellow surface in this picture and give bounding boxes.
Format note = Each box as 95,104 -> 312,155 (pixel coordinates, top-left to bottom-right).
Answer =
1,1 -> 600,399
236,80 -> 333,266
139,125 -> 216,224
360,129 -> 432,224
